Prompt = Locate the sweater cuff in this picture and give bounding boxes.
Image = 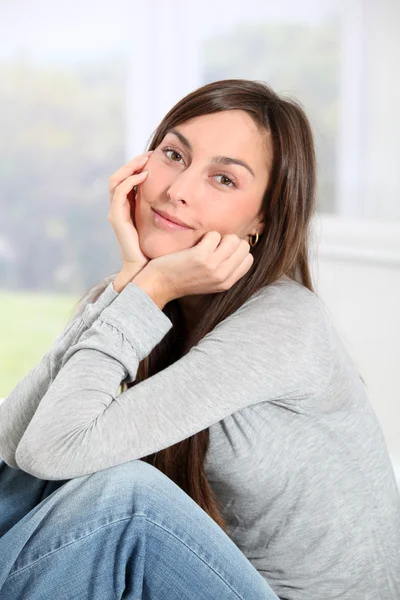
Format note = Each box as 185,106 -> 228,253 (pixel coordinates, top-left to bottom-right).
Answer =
98,281 -> 173,360
81,281 -> 119,328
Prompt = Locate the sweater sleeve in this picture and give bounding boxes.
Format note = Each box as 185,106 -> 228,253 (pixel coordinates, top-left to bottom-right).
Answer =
0,281 -> 119,468
15,279 -> 332,480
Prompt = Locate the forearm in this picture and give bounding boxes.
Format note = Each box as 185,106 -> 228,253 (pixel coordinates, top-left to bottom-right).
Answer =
15,282 -> 173,479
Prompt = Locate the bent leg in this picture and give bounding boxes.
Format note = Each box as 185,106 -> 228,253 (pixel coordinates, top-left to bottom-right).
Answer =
0,459 -> 279,600
0,459 -> 67,536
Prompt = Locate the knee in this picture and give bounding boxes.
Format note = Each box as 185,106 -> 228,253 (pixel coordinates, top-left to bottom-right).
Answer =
62,459 -> 170,513
90,459 -> 163,493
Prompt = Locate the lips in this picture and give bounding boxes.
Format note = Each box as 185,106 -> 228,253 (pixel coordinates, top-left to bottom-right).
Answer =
152,208 -> 192,229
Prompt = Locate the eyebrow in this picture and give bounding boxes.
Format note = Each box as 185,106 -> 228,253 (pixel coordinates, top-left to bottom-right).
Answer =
166,128 -> 256,178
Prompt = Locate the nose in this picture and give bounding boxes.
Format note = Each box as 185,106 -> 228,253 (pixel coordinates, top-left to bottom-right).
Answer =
166,166 -> 200,206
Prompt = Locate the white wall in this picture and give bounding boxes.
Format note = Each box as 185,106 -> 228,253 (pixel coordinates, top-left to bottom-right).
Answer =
312,215 -> 400,480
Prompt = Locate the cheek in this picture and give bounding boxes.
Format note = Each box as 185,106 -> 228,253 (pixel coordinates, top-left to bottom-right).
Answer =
133,165 -> 160,222
202,205 -> 241,236
207,202 -> 256,238
136,161 -> 171,206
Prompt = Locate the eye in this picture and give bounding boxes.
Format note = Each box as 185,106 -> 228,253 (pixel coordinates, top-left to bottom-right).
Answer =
161,145 -> 238,189
214,173 -> 237,188
161,146 -> 184,164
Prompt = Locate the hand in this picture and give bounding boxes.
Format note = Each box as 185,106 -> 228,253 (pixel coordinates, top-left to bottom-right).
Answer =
108,152 -> 153,271
136,231 -> 254,301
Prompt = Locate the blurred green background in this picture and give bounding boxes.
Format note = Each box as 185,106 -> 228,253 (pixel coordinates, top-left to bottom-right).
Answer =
0,291 -> 79,397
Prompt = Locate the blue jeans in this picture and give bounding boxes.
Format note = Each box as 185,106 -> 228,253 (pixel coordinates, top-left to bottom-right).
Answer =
0,459 -> 279,599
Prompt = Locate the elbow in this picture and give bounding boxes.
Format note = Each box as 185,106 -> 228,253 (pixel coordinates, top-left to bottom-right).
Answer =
15,439 -> 56,480
15,427 -> 93,480
0,450 -> 20,470
15,410 -> 103,480
0,438 -> 20,470
0,414 -> 21,470
15,435 -> 71,480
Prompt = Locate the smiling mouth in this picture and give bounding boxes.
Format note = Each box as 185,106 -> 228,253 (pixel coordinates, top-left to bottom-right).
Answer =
151,208 -> 193,231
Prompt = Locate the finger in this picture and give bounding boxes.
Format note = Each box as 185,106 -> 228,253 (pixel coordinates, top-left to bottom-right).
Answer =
109,156 -> 149,195
221,239 -> 252,276
224,252 -> 254,288
213,234 -> 242,262
195,231 -> 223,254
113,171 -> 148,199
115,151 -> 153,174
110,154 -> 150,182
124,150 -> 153,166
109,172 -> 148,212
109,152 -> 152,197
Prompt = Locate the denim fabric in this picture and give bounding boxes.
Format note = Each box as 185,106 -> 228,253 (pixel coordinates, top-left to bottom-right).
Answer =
0,459 -> 279,599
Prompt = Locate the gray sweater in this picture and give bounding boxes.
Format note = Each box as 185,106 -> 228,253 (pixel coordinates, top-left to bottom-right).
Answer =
0,274 -> 399,599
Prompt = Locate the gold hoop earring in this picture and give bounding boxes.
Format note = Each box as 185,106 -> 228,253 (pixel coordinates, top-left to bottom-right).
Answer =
249,233 -> 259,247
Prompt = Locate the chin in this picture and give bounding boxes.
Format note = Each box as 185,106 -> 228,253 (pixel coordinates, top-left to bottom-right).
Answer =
137,231 -> 182,259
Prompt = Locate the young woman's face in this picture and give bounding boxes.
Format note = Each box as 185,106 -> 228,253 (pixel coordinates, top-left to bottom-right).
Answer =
134,109 -> 271,258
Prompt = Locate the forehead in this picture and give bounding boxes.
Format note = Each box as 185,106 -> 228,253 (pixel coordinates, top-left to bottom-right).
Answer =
167,110 -> 270,178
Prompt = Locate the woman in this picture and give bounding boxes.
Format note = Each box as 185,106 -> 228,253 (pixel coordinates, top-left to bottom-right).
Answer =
0,79 -> 399,600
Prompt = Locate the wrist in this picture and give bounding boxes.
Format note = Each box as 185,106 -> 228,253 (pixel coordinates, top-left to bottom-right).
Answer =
113,265 -> 144,294
131,268 -> 172,310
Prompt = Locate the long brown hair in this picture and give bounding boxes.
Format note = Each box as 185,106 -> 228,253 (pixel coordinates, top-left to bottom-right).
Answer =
70,79 -> 317,532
